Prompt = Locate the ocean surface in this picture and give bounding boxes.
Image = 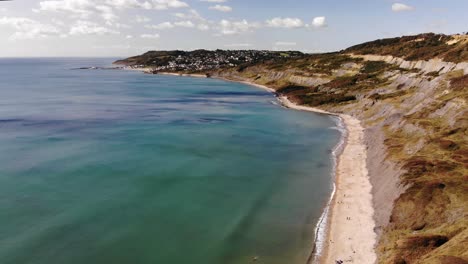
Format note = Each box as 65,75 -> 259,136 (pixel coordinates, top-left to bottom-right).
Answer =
0,58 -> 341,264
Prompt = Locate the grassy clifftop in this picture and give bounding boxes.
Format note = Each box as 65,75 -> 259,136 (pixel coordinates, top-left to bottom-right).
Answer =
345,33 -> 468,63
118,33 -> 468,263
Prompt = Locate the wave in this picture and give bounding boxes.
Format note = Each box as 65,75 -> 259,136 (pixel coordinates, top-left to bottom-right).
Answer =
308,115 -> 347,264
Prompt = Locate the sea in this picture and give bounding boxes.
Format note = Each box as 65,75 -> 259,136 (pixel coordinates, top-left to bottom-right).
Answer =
0,58 -> 342,264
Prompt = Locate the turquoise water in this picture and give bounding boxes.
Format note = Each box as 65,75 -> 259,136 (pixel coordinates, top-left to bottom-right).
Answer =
0,58 -> 341,264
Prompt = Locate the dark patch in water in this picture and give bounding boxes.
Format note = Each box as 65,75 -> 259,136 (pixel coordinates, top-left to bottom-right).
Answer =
198,117 -> 231,123
316,162 -> 326,168
217,184 -> 276,263
155,97 -> 255,106
156,98 -> 211,104
0,118 -> 25,124
0,118 -> 113,136
170,117 -> 232,125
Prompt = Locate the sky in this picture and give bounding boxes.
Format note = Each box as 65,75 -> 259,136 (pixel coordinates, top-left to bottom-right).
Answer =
0,0 -> 467,57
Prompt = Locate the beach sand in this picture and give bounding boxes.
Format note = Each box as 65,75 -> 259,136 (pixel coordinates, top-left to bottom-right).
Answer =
279,96 -> 377,264
319,114 -> 376,264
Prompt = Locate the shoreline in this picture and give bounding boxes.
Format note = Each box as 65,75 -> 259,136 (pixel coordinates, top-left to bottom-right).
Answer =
222,81 -> 377,264
212,78 -> 378,263
279,96 -> 376,264
124,67 -> 208,78
123,69 -> 377,263
205,75 -> 377,263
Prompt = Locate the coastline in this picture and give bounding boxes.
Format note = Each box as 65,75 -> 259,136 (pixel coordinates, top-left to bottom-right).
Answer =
123,69 -> 377,263
156,72 -> 207,78
279,96 -> 377,264
124,67 -> 208,78
217,79 -> 378,263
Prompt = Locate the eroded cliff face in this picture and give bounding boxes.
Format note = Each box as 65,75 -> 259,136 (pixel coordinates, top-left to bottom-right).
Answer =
350,54 -> 468,75
210,55 -> 468,264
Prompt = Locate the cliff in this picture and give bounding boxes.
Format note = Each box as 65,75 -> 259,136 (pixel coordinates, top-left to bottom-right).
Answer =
117,33 -> 468,264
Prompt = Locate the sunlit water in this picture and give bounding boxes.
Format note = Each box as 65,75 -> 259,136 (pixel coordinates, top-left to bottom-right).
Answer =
0,58 -> 341,264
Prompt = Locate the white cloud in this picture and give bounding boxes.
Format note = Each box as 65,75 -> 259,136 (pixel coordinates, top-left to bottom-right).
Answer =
111,22 -> 131,28
106,0 -> 189,10
141,33 -> 160,39
209,5 -> 232,12
51,18 -> 66,26
146,21 -> 175,29
37,0 -> 122,23
311,16 -> 326,28
69,20 -> 119,35
174,20 -> 195,27
197,23 -> 210,31
37,0 -> 189,17
38,0 -> 94,16
146,20 -> 206,30
0,16 -> 61,40
218,19 -> 260,35
266,17 -> 303,28
97,5 -> 119,22
173,9 -> 206,21
392,3 -> 414,12
106,0 -> 144,9
151,0 -> 189,10
126,35 -> 133,38
200,0 -> 226,2
135,15 -> 151,23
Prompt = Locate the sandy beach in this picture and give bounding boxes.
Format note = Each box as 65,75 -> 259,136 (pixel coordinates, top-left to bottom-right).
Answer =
280,96 -> 376,263
279,96 -> 377,263
318,116 -> 376,264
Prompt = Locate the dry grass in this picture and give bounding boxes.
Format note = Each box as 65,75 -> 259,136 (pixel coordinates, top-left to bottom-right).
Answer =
345,33 -> 468,63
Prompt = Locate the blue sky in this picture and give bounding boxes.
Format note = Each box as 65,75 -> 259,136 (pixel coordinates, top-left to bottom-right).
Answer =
0,0 -> 467,57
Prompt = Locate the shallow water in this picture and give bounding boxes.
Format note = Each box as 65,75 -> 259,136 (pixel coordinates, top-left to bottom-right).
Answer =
0,58 -> 341,264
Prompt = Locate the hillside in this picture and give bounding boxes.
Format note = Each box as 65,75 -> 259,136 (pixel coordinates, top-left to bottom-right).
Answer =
116,33 -> 468,264
114,50 -> 304,72
345,33 -> 468,63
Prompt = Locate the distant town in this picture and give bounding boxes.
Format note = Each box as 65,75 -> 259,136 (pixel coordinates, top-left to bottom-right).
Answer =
115,50 -> 305,72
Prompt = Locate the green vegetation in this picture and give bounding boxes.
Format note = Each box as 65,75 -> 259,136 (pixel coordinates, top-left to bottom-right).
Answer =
361,61 -> 395,74
379,76 -> 468,263
264,53 -> 363,74
346,33 -> 468,63
369,90 -> 408,100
